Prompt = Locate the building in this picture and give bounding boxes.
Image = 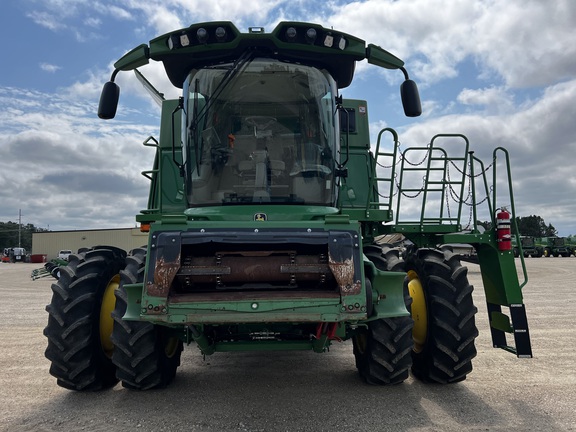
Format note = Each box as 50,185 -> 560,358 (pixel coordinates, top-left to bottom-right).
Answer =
32,228 -> 149,260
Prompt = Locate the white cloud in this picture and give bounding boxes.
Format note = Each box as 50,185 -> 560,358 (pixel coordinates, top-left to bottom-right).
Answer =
40,63 -> 62,73
83,17 -> 102,28
457,86 -> 515,114
27,10 -> 65,31
0,86 -> 158,230
322,0 -> 576,88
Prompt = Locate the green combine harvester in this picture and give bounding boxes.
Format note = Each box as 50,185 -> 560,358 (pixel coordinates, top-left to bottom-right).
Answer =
538,236 -> 573,257
44,21 -> 532,391
512,236 -> 543,258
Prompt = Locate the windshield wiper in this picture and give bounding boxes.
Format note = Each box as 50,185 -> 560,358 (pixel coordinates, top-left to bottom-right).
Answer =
189,49 -> 254,142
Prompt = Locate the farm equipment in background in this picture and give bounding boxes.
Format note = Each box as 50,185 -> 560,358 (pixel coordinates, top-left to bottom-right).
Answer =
31,258 -> 68,280
44,21 -> 532,391
538,236 -> 573,257
2,247 -> 27,263
567,237 -> 576,256
513,236 -> 543,258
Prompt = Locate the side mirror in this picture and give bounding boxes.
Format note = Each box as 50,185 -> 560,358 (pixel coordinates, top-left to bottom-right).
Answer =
400,79 -> 422,117
98,81 -> 120,119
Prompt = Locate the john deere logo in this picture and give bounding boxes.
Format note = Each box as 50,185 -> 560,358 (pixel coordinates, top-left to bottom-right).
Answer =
254,213 -> 267,221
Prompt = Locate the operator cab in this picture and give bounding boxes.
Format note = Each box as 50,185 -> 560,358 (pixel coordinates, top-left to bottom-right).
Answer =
182,57 -> 338,207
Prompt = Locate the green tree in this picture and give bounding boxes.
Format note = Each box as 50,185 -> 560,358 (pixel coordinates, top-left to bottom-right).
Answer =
0,221 -> 49,252
515,215 -> 557,237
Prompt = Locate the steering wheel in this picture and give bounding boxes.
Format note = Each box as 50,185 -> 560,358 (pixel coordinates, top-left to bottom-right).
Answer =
245,116 -> 277,130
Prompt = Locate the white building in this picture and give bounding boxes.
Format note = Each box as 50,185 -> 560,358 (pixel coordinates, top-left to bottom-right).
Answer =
32,228 -> 149,260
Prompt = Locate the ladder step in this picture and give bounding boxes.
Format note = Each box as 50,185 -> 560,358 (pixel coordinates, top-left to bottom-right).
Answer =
510,303 -> 533,358
487,302 -> 533,358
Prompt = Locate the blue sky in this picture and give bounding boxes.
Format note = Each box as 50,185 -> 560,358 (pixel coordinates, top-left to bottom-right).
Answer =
1,0 -> 576,235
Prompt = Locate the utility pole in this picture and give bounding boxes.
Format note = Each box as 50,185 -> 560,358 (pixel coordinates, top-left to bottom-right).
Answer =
18,209 -> 21,248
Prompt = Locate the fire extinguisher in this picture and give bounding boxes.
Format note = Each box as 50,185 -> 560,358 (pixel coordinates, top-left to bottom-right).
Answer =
496,208 -> 512,251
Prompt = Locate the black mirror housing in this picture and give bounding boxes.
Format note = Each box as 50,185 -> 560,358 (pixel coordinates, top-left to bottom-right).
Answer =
98,81 -> 120,119
400,79 -> 422,117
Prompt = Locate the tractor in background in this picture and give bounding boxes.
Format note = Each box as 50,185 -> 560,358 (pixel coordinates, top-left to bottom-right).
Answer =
44,21 -> 532,391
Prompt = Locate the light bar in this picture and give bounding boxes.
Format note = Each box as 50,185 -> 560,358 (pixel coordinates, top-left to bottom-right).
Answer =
166,24 -> 237,50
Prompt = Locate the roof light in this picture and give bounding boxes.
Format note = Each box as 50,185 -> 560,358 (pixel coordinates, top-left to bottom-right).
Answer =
286,27 -> 297,42
323,34 -> 334,48
167,34 -> 179,50
249,26 -> 265,34
305,28 -> 317,44
196,28 -> 208,44
215,26 -> 227,42
337,37 -> 346,50
180,33 -> 190,47
167,32 -> 190,50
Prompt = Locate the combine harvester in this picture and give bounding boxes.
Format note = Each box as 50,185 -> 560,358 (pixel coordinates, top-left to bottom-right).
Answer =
44,21 -> 532,391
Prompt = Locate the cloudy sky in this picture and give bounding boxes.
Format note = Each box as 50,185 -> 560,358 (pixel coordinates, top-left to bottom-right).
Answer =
1,0 -> 575,235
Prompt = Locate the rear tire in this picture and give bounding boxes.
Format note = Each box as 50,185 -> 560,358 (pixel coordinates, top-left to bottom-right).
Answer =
111,248 -> 183,390
403,247 -> 478,383
44,247 -> 126,391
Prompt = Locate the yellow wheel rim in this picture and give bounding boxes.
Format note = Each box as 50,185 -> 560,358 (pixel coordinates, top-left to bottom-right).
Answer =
407,270 -> 427,353
354,332 -> 368,355
100,274 -> 120,358
165,337 -> 181,358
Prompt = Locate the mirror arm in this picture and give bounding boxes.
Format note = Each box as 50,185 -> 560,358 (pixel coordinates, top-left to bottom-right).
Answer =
110,69 -> 120,82
400,66 -> 410,81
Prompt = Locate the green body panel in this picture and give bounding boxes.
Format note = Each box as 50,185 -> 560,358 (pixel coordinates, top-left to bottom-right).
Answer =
137,99 -> 185,225
475,243 -> 523,305
124,218 -> 407,324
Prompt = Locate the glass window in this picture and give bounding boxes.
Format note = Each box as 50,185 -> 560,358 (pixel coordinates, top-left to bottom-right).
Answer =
182,58 -> 338,206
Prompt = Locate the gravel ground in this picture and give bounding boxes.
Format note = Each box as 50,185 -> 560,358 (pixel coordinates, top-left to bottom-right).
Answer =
0,258 -> 575,432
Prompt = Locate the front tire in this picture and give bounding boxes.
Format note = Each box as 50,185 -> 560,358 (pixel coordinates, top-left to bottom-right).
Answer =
44,247 -> 126,391
403,247 -> 478,383
353,245 -> 414,385
111,248 -> 183,390
353,317 -> 414,385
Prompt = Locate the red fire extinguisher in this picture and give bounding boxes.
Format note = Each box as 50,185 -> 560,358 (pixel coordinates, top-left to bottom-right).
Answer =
496,208 -> 512,251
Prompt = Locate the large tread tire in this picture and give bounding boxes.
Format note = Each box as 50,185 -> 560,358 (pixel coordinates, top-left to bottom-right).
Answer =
403,247 -> 478,383
44,247 -> 127,391
111,248 -> 183,390
353,317 -> 414,385
354,244 -> 414,385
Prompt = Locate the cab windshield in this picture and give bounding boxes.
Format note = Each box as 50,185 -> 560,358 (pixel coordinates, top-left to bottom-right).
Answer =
182,57 -> 339,206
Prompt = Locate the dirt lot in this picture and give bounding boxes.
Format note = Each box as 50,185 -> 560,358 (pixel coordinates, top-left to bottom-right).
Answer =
1,258 -> 575,431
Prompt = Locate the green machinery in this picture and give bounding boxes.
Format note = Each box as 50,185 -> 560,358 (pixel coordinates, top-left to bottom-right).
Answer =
538,236 -> 573,257
512,236 -> 543,258
31,258 -> 68,280
44,22 -> 532,391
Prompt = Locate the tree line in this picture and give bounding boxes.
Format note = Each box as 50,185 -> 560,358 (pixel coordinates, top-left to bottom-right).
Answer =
0,221 -> 49,252
478,215 -> 557,237
513,215 -> 557,238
